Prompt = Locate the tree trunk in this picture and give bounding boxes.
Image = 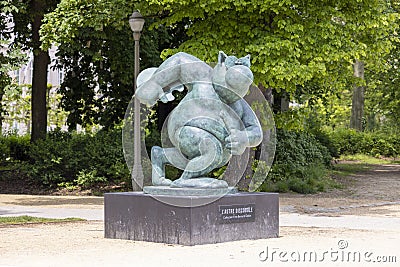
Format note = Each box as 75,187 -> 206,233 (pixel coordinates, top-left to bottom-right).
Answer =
280,91 -> 290,112
30,0 -> 49,142
268,87 -> 289,114
350,60 -> 365,131
259,84 -> 274,107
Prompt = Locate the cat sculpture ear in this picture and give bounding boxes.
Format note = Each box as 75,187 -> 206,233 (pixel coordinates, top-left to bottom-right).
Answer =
218,51 -> 228,65
244,54 -> 251,68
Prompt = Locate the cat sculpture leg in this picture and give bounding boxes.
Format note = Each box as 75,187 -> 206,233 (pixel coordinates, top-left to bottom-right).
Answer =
151,125 -> 230,188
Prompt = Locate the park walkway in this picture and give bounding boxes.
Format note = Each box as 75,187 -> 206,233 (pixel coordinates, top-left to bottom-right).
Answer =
1,194 -> 400,231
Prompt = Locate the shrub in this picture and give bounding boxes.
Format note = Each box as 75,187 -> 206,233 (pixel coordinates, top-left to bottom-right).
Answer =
75,169 -> 107,189
0,134 -> 30,162
312,130 -> 339,158
0,137 -> 8,161
328,129 -> 399,158
259,129 -> 333,193
27,128 -> 130,187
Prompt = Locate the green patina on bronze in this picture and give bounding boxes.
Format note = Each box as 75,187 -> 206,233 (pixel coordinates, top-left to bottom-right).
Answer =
135,51 -> 263,189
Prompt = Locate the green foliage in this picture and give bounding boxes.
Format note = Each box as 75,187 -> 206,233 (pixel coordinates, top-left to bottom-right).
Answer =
0,139 -> 7,161
328,128 -> 399,158
261,163 -> 338,194
364,11 -> 400,134
4,0 -> 398,194
259,128 -> 333,193
3,0 -> 59,51
0,36 -> 28,128
75,169 -> 107,189
40,0 -> 134,48
274,109 -> 307,131
27,129 -> 130,187
292,79 -> 353,131
312,130 -> 339,159
331,162 -> 372,176
55,23 -> 186,128
1,84 -> 31,133
140,0 -> 397,93
2,0 -> 61,141
41,0 -> 398,128
55,25 -> 137,129
40,0 -> 188,129
0,133 -> 30,161
339,154 -> 400,164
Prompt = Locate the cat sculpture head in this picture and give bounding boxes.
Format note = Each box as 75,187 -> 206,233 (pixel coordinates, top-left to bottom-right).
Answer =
212,51 -> 253,104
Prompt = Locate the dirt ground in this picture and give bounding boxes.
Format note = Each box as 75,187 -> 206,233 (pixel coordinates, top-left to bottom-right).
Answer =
280,164 -> 400,217
1,222 -> 399,267
0,164 -> 399,267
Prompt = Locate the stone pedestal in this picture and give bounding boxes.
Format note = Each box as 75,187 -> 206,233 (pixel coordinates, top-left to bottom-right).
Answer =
104,192 -> 279,245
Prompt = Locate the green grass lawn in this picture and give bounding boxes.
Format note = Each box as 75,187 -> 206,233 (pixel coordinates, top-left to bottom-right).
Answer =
331,162 -> 372,178
0,215 -> 85,225
331,153 -> 399,179
339,154 -> 400,164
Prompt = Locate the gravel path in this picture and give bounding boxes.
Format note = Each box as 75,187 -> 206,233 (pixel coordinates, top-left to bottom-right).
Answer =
0,222 -> 398,267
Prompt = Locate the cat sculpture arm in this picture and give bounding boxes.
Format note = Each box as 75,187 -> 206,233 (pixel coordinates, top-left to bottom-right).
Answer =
135,53 -> 212,106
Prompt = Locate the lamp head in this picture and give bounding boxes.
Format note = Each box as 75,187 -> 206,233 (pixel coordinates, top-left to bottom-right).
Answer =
129,11 -> 145,32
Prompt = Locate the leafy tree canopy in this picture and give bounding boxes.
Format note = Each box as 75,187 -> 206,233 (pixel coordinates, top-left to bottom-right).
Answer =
365,31 -> 400,131
42,0 -> 398,94
1,2 -> 28,126
2,0 -> 58,51
41,0 -> 187,128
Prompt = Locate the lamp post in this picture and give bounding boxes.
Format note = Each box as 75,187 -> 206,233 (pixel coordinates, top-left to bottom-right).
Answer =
129,11 -> 145,191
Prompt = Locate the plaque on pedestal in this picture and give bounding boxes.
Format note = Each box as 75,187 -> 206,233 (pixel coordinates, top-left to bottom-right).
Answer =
104,192 -> 278,245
